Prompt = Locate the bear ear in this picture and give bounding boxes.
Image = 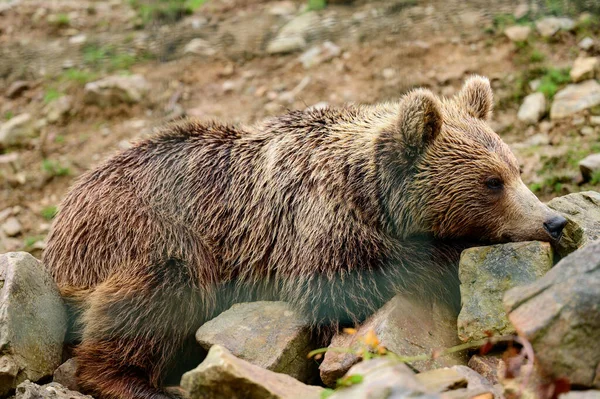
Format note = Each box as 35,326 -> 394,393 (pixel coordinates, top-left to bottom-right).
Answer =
457,75 -> 494,120
397,89 -> 443,159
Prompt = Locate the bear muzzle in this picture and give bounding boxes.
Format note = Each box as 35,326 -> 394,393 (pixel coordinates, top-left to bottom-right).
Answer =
543,215 -> 567,241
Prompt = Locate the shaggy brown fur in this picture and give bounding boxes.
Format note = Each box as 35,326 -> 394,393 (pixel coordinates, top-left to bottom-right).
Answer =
43,76 -> 564,399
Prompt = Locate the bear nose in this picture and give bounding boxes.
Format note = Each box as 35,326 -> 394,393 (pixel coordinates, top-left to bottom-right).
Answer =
543,215 -> 567,240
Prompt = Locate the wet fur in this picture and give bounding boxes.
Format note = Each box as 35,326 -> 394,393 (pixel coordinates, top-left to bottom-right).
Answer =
44,77 -> 532,399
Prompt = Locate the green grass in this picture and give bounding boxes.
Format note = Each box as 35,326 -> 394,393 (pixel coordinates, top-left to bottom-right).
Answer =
129,0 -> 206,25
42,159 -> 71,177
43,88 -> 63,104
23,235 -> 45,249
82,44 -> 139,72
60,69 -> 98,85
307,0 -> 326,11
51,13 -> 71,27
41,206 -> 58,220
537,67 -> 570,99
4,110 -> 13,120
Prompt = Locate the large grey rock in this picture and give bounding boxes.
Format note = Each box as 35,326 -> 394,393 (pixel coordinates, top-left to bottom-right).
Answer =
571,57 -> 599,83
0,114 -> 33,147
550,80 -> 600,120
180,345 -> 323,399
580,154 -> 600,183
0,253 -> 67,396
547,191 -> 600,256
535,17 -> 574,37
328,358 -> 435,399
319,294 -> 466,387
84,74 -> 149,107
267,12 -> 319,54
518,92 -> 546,124
15,381 -> 92,399
505,240 -> 600,388
457,241 -> 553,342
195,302 -> 315,383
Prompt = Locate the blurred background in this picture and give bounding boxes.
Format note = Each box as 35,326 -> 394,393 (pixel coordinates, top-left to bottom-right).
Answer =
0,0 -> 599,257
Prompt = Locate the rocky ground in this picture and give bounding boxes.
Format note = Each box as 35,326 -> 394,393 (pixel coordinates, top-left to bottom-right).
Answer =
1,0 -> 600,255
2,0 -> 600,398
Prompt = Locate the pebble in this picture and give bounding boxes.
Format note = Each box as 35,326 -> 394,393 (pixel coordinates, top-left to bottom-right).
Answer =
2,217 -> 22,237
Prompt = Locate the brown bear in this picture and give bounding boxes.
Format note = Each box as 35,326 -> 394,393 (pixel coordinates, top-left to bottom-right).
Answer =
43,76 -> 566,399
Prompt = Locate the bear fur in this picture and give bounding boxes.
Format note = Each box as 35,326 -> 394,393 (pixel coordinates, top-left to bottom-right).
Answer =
43,76 -> 563,399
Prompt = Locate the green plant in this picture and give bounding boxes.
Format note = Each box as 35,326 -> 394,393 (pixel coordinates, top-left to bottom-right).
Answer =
590,171 -> 600,185
41,205 -> 58,220
83,44 -> 139,72
23,235 -> 45,249
4,110 -> 13,120
529,49 -> 545,63
129,0 -> 206,25
51,13 -> 71,27
42,159 -> 71,177
537,67 -> 570,99
61,69 -> 98,85
43,88 -> 63,104
307,0 -> 326,11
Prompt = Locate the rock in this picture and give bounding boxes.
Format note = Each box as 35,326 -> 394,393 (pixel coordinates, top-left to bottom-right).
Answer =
298,41 -> 341,69
514,3 -> 529,19
570,57 -> 599,83
524,133 -> 550,146
550,80 -> 600,120
504,25 -> 531,42
268,1 -> 297,16
560,392 -> 600,399
0,253 -> 67,396
505,240 -> 600,388
590,116 -> 600,126
1,217 -> 21,237
468,355 -> 506,385
535,17 -> 574,37
417,366 -> 501,398
195,302 -> 315,383
15,381 -> 92,399
581,126 -> 595,136
579,37 -> 595,51
44,95 -> 73,124
53,359 -> 78,392
267,12 -> 319,54
6,81 -> 30,99
547,191 -> 600,256
319,293 -> 466,387
518,92 -> 546,124
184,38 -> 216,56
327,358 -> 431,399
529,79 -> 541,91
68,34 -> 87,45
84,75 -> 150,107
457,241 -> 553,342
0,113 -> 33,147
180,345 -> 323,399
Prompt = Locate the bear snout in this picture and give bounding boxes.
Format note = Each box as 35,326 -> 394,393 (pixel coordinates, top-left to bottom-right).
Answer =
543,215 -> 568,241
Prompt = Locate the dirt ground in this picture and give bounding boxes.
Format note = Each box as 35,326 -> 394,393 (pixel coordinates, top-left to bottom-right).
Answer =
1,0 -> 599,255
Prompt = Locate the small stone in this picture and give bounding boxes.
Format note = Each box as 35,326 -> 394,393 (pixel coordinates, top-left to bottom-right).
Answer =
195,302 -> 316,383
523,133 -> 550,146
581,126 -> 595,136
15,381 -> 92,399
468,355 -> 506,385
529,79 -> 541,91
547,191 -> 600,256
6,81 -> 30,99
536,17 -> 573,37
579,153 -> 600,182
505,240 -> 600,388
328,358 -> 427,399
69,34 -> 87,45
184,38 -> 216,56
550,80 -> 600,120
457,241 -> 554,342
0,113 -> 33,147
53,358 -> 79,391
579,37 -> 595,51
268,1 -> 297,16
44,95 -> 73,123
181,345 -> 323,399
513,3 -> 529,19
504,25 -> 531,42
84,75 -> 149,107
590,116 -> 600,126
2,217 -> 21,237
539,120 -> 553,133
518,92 -> 546,124
298,41 -> 341,69
570,57 -> 599,83
382,68 -> 397,80
266,12 -> 319,54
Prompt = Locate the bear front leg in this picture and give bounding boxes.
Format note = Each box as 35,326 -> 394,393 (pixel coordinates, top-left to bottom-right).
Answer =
75,260 -> 208,399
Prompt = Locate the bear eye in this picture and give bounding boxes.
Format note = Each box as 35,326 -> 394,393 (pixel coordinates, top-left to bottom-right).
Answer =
485,177 -> 504,190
